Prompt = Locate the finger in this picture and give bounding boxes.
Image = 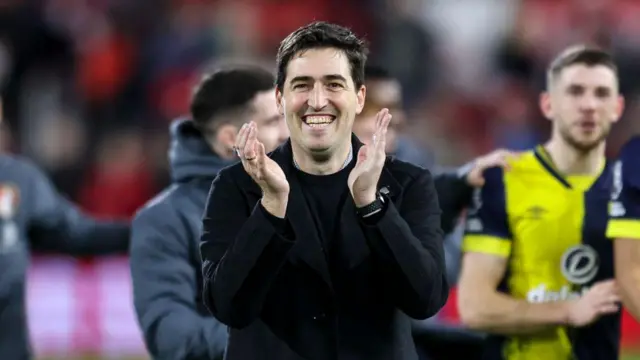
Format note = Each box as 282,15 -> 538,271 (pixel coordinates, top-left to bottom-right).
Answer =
599,279 -> 617,286
377,113 -> 391,154
597,303 -> 620,314
371,109 -> 385,145
376,108 -> 387,130
244,123 -> 258,159
235,123 -> 250,157
257,142 -> 266,168
595,279 -> 617,292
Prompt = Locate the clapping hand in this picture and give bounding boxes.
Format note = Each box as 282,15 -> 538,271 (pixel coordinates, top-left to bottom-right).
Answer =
348,108 -> 392,207
235,122 -> 289,217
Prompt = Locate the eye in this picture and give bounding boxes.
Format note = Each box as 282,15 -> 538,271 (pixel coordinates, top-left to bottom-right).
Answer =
595,88 -> 611,98
328,82 -> 343,89
292,83 -> 307,90
567,86 -> 584,96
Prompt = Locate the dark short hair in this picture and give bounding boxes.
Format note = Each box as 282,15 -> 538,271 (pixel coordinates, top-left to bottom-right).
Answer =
547,45 -> 618,87
190,65 -> 275,130
275,21 -> 368,91
364,65 -> 393,82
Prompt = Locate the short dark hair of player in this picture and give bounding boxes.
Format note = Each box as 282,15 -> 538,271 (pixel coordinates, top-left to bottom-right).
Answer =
275,21 -> 368,92
190,65 -> 275,132
546,45 -> 618,87
364,65 -> 393,82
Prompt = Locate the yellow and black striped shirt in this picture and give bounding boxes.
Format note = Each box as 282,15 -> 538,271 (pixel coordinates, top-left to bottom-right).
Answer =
463,146 -> 618,360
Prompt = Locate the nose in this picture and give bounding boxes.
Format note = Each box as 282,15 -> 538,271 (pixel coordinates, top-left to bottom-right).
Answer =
308,84 -> 329,110
579,94 -> 598,112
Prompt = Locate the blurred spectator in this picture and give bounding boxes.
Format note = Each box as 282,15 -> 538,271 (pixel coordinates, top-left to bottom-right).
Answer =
77,129 -> 156,219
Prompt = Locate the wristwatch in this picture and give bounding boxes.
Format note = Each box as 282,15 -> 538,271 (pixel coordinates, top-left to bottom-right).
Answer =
356,192 -> 386,218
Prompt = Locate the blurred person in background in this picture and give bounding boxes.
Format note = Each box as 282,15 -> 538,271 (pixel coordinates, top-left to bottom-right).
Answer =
353,65 -> 434,169
458,45 -> 624,360
0,97 -> 130,359
129,65 -> 288,360
354,64 -> 514,235
607,136 -> 640,321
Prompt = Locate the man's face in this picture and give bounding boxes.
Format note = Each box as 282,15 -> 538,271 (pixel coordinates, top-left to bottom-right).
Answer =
250,90 -> 289,153
353,79 -> 404,152
541,64 -> 624,152
276,48 -> 365,157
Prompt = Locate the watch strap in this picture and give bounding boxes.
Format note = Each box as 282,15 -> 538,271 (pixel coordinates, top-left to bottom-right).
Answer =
356,194 -> 385,218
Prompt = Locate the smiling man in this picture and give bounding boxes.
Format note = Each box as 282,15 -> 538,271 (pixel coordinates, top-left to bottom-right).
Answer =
199,22 -> 448,360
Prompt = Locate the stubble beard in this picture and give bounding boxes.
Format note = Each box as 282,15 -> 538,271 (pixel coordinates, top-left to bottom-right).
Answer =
559,122 -> 610,155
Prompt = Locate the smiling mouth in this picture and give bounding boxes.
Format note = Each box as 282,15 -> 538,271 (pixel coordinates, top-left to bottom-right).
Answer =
303,115 -> 335,128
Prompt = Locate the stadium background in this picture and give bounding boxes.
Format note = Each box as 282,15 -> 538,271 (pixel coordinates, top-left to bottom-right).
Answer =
2,0 -> 640,358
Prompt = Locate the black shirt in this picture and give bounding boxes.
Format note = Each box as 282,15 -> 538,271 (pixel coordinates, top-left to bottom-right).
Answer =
294,161 -> 354,252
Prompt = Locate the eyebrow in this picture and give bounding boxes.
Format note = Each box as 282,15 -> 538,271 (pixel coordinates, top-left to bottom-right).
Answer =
566,83 -> 613,91
290,74 -> 348,83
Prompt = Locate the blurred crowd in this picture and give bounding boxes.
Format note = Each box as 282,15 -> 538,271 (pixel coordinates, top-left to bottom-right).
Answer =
2,0 -> 640,220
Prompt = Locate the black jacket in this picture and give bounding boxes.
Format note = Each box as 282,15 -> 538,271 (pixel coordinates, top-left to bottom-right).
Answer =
130,119 -> 230,360
200,135 -> 448,360
0,155 -> 129,360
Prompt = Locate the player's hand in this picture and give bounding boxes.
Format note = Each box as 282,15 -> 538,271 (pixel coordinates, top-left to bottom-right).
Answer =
235,122 -> 289,216
466,149 -> 520,187
567,280 -> 620,327
348,108 -> 392,207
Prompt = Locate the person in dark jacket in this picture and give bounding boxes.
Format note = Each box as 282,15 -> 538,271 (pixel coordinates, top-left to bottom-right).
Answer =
0,105 -> 129,360
129,65 -> 289,360
199,21 -> 512,360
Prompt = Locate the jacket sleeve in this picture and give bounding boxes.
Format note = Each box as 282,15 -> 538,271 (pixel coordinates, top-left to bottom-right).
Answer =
26,163 -> 129,255
360,169 -> 448,320
130,204 -> 227,360
432,164 -> 473,235
200,171 -> 295,329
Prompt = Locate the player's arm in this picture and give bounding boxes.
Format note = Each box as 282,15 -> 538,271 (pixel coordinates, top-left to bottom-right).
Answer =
25,161 -> 129,255
608,149 -> 640,320
459,253 -> 572,334
433,149 -> 516,234
457,168 -> 570,335
130,204 -> 227,359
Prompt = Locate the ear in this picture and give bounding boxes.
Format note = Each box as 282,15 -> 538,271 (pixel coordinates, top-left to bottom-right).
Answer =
539,91 -> 553,121
614,95 -> 625,123
355,84 -> 366,115
215,124 -> 239,151
275,88 -> 284,115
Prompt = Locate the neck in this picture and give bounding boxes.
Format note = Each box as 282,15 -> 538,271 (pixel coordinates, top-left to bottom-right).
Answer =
544,137 -> 605,175
292,141 -> 352,175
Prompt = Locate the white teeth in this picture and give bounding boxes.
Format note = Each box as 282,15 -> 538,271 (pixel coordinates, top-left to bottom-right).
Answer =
304,116 -> 334,125
308,123 -> 330,128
